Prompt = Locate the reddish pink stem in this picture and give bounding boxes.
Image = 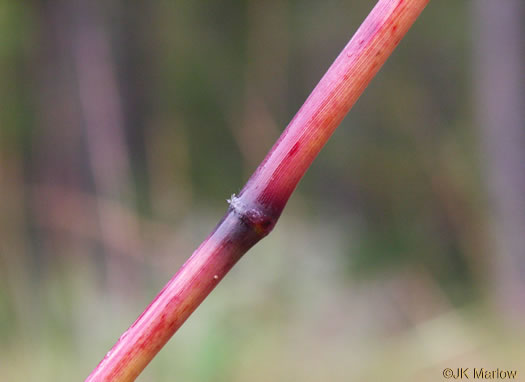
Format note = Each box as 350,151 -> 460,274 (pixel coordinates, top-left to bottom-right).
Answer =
86,0 -> 429,380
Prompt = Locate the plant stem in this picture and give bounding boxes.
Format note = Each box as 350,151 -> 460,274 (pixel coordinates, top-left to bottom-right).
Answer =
86,0 -> 429,380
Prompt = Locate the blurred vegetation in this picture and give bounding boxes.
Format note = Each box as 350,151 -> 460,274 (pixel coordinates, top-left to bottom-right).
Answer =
0,0 -> 524,380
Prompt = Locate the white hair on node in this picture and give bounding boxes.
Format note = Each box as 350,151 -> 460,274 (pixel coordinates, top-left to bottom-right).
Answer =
227,194 -> 264,222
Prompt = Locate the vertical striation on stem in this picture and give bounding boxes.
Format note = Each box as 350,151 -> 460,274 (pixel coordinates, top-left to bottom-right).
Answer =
86,0 -> 429,380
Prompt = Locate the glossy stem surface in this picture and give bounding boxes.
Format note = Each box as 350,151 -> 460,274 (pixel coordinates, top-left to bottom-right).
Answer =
86,0 -> 429,380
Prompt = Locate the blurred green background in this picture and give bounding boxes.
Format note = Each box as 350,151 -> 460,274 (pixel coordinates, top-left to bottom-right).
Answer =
1,0 -> 524,380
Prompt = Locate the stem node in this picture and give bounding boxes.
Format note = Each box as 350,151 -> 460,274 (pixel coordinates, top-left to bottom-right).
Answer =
228,194 -> 277,238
